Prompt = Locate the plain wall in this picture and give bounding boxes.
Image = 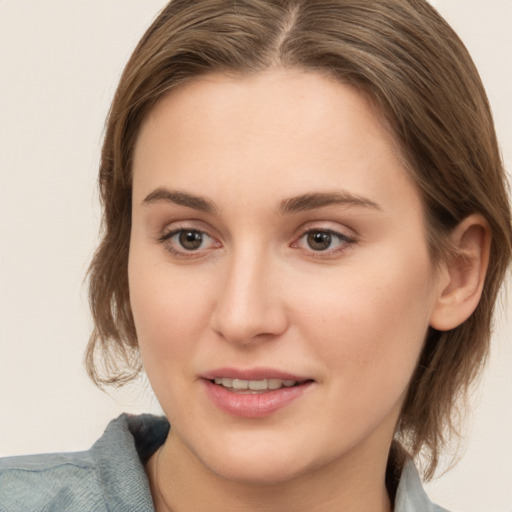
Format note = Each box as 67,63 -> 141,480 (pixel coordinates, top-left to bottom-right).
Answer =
0,1 -> 510,511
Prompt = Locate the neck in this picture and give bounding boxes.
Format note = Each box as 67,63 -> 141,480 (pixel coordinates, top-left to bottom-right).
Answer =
146,432 -> 394,512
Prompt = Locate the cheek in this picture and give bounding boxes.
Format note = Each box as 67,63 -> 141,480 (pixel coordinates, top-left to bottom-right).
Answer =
128,249 -> 208,377
128,257 -> 214,422
293,252 -> 435,394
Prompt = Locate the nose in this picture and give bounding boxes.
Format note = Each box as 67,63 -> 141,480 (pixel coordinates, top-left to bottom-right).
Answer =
210,250 -> 289,345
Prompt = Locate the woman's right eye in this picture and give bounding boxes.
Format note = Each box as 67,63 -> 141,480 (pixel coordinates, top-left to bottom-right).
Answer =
158,228 -> 220,256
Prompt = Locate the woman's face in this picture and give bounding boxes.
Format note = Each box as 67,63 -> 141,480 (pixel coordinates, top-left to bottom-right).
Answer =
129,70 -> 445,484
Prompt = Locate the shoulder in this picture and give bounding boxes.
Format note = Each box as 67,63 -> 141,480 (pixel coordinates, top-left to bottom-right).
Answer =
0,449 -> 106,512
0,414 -> 169,512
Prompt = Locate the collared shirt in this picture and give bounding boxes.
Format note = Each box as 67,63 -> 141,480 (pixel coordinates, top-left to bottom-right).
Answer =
0,414 -> 448,511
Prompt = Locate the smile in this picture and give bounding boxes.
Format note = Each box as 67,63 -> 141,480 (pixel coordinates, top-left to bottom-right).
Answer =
212,378 -> 300,392
203,371 -> 314,418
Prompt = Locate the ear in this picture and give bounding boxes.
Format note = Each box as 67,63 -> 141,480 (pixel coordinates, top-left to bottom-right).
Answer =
429,214 -> 491,331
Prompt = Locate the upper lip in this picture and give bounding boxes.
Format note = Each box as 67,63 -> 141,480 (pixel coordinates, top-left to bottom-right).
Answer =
201,367 -> 311,381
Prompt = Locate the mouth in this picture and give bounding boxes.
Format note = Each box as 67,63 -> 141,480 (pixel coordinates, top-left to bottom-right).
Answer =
210,377 -> 307,393
201,369 -> 314,417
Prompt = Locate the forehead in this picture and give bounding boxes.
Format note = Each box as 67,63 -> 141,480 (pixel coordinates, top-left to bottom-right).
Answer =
136,69 -> 399,157
132,69 -> 419,216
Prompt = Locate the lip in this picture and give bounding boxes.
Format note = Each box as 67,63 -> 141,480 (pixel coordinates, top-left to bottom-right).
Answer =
201,367 -> 309,381
201,367 -> 314,418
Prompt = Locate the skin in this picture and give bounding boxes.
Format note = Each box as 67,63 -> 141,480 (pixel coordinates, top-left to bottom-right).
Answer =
128,69 -> 453,511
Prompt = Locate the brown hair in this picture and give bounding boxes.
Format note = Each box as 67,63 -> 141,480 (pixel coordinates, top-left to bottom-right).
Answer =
86,0 -> 512,478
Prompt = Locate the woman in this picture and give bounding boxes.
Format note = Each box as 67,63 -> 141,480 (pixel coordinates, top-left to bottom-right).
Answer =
1,1 -> 511,511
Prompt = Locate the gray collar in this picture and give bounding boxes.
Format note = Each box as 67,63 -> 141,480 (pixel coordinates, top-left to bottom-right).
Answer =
395,457 -> 449,512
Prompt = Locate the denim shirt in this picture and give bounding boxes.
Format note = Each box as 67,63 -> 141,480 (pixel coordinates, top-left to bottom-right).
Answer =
0,414 -> 448,512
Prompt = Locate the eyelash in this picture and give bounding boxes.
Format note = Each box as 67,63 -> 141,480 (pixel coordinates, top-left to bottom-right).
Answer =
157,226 -> 357,258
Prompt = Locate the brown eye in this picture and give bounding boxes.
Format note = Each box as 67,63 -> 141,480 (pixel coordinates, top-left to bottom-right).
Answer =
294,228 -> 356,256
306,231 -> 333,251
159,227 -> 220,257
178,230 -> 204,250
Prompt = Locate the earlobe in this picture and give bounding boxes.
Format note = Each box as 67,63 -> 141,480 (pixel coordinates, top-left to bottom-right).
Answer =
429,214 -> 491,331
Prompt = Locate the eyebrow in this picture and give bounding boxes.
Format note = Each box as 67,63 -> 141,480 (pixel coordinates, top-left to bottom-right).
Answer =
142,188 -> 217,213
279,192 -> 381,214
141,188 -> 381,215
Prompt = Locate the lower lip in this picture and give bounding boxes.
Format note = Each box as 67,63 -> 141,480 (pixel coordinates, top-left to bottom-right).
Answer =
203,380 -> 312,418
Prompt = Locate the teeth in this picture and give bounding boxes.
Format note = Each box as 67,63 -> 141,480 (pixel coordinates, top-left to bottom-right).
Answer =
233,379 -> 248,390
248,380 -> 267,391
214,377 -> 232,387
213,378 -> 299,390
268,379 -> 282,390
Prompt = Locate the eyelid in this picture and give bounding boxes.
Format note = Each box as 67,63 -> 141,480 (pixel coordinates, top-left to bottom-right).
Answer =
158,218 -> 219,242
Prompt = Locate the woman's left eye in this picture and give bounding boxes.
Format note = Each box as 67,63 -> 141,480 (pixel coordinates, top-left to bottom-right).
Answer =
294,229 -> 356,254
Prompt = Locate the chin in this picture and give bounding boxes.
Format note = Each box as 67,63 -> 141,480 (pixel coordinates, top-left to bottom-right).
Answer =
208,456 -> 308,486
191,431 -> 331,487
